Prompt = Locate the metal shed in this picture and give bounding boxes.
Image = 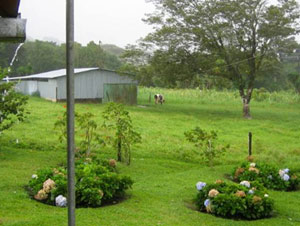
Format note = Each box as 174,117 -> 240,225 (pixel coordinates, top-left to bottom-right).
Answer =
5,68 -> 138,104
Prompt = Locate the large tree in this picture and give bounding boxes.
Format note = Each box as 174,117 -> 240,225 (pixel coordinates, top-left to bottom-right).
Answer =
143,0 -> 300,118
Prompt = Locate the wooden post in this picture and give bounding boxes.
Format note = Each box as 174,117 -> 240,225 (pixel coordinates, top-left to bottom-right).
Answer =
248,132 -> 252,156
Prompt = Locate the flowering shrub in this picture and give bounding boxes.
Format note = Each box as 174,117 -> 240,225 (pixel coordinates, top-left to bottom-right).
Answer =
233,162 -> 300,191
28,158 -> 133,207
195,180 -> 274,219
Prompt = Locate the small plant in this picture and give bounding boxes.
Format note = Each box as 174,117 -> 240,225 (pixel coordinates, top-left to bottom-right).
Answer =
252,88 -> 270,102
31,91 -> 41,97
102,102 -> 141,165
287,72 -> 300,94
195,180 -> 274,219
54,111 -> 105,157
233,162 -> 300,191
184,127 -> 229,166
0,67 -> 28,134
28,158 -> 133,207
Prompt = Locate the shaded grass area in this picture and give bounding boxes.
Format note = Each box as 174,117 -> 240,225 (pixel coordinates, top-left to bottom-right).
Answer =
0,89 -> 300,225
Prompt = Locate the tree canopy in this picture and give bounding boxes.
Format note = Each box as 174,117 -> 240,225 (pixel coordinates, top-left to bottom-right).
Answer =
0,40 -> 123,77
139,0 -> 300,117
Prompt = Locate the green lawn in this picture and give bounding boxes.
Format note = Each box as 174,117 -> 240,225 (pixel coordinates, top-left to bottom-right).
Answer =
0,88 -> 300,226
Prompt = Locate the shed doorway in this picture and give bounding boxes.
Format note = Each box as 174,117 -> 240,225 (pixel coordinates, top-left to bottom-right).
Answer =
103,84 -> 137,105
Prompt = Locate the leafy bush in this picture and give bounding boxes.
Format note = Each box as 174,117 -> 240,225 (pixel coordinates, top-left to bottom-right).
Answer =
184,127 -> 229,166
195,180 -> 274,219
54,111 -> 105,157
288,72 -> 300,94
28,158 -> 133,207
232,162 -> 300,191
252,88 -> 270,102
0,67 -> 28,134
102,102 -> 141,165
31,91 -> 41,97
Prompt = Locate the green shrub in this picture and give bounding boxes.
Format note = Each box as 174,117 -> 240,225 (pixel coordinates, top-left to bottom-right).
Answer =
184,127 -> 229,167
31,91 -> 40,97
252,88 -> 270,102
54,111 -> 105,157
102,102 -> 141,165
0,67 -> 28,134
195,180 -> 274,219
232,162 -> 300,191
28,158 -> 133,207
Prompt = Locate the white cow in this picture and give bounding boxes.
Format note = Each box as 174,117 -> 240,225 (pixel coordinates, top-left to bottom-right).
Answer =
154,94 -> 165,104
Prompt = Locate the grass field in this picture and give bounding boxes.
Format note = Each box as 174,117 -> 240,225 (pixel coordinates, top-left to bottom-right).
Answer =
0,87 -> 300,226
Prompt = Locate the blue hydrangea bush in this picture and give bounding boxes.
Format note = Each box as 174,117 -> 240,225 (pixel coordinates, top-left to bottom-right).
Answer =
195,180 -> 274,219
28,158 -> 133,207
233,162 -> 299,191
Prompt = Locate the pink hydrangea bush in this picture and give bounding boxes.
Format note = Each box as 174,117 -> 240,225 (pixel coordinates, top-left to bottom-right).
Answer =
28,158 -> 133,207
195,180 -> 274,219
233,162 -> 299,191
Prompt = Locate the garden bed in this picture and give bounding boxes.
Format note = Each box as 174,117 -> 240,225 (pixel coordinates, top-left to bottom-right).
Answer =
27,158 -> 133,207
195,180 -> 274,219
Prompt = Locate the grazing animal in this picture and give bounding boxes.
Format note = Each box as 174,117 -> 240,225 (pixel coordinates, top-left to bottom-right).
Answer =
154,94 -> 165,104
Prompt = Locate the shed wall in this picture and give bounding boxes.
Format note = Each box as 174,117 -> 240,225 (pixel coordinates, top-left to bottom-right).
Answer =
38,79 -> 57,101
15,80 -> 38,95
56,70 -> 137,100
14,79 -> 57,101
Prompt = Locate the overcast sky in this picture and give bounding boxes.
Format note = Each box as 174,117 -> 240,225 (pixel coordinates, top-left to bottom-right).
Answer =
19,0 -> 299,48
19,0 -> 155,48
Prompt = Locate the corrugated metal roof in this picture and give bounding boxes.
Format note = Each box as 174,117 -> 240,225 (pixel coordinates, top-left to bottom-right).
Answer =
5,68 -> 99,81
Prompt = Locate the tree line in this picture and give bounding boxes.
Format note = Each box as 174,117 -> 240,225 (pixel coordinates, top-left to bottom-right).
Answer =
0,40 -> 123,76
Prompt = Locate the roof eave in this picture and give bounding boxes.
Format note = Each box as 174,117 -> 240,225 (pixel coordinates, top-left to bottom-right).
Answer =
0,0 -> 21,18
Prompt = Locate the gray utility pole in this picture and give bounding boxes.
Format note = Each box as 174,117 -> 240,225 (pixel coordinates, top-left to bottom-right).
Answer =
66,0 -> 75,225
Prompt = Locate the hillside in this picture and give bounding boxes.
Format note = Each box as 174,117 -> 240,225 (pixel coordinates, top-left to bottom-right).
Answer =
101,44 -> 124,57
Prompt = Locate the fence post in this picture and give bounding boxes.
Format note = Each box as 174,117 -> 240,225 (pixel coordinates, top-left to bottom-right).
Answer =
248,132 -> 252,156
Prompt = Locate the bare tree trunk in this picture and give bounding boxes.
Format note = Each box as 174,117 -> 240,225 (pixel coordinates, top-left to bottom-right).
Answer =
240,86 -> 253,119
117,139 -> 122,162
242,98 -> 251,119
127,148 -> 131,166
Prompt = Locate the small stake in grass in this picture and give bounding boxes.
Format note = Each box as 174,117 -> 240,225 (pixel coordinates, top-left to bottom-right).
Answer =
248,132 -> 252,157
